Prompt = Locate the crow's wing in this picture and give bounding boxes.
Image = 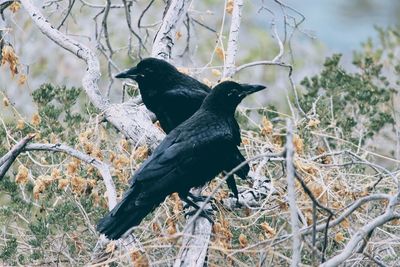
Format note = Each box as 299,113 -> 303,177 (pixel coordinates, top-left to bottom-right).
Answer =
163,87 -> 209,106
133,119 -> 233,185
154,87 -> 209,132
228,147 -> 250,179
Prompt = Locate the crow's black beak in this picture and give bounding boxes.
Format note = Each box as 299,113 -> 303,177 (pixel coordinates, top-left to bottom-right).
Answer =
239,84 -> 267,97
115,67 -> 139,79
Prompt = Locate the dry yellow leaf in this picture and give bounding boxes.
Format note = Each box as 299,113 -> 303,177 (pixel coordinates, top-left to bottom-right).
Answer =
114,155 -> 130,169
91,190 -> 100,205
130,251 -> 149,267
14,120 -> 24,131
1,45 -> 19,76
272,134 -> 282,147
226,0 -> 234,15
152,222 -> 161,234
120,138 -> 130,151
340,219 -> 350,229
67,161 -> 79,175
83,142 -> 94,154
15,165 -> 29,184
33,132 -> 41,141
71,176 -> 86,193
242,137 -> 250,145
238,233 -> 248,248
105,241 -> 116,253
215,47 -> 225,61
33,179 -> 46,200
167,224 -> 177,235
3,97 -> 9,107
260,222 -> 276,238
133,145 -> 149,161
109,152 -> 116,163
31,113 -> 41,126
261,117 -> 273,135
93,148 -> 104,160
293,134 -> 304,154
18,74 -> 27,85
390,219 -> 400,226
58,178 -> 69,190
308,118 -> 320,127
87,179 -> 96,188
212,222 -> 222,234
334,232 -> 345,243
9,1 -> 21,13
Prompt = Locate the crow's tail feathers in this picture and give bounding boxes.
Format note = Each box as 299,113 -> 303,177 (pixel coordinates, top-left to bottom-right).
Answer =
96,192 -> 154,240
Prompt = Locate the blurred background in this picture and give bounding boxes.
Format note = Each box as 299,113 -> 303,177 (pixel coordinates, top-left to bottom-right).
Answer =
1,0 -> 399,115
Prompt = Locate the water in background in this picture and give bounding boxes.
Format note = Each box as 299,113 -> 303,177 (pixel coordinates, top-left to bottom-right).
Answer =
287,0 -> 400,53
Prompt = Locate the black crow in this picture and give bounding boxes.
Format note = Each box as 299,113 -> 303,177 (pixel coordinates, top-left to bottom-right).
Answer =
115,58 -> 209,133
115,58 -> 248,200
97,81 -> 266,239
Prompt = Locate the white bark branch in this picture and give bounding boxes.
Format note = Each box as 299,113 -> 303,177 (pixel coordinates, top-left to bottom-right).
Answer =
0,135 -> 117,209
175,2 -> 246,263
301,194 -> 391,235
151,0 -> 193,59
24,143 -> 117,210
0,134 -> 35,179
321,195 -> 400,267
173,206 -> 212,267
223,0 -> 243,78
20,0 -> 164,151
286,119 -> 301,267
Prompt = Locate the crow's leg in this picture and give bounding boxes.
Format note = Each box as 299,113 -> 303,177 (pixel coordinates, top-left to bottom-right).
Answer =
179,193 -> 214,224
186,192 -> 212,202
225,174 -> 240,205
184,209 -> 214,224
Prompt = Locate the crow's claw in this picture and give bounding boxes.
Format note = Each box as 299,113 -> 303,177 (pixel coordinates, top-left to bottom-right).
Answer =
184,209 -> 214,224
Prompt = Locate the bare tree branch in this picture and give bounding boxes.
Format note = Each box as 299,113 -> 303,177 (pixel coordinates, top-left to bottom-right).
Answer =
151,0 -> 192,59
321,200 -> 399,267
24,143 -> 117,210
20,0 -> 165,151
0,134 -> 35,179
223,0 -> 243,78
286,119 -> 301,266
0,135 -> 117,210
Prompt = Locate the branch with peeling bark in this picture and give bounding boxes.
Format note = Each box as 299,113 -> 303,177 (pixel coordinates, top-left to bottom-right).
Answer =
174,2 -> 246,265
0,134 -> 35,179
222,0 -> 243,78
24,143 -> 117,210
152,0 -> 192,60
0,136 -> 117,210
321,193 -> 400,267
285,119 -> 301,267
20,0 -> 164,151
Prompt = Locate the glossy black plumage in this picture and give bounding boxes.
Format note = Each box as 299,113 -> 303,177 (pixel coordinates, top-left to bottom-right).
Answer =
97,81 -> 266,240
115,58 -> 209,133
116,58 -> 248,199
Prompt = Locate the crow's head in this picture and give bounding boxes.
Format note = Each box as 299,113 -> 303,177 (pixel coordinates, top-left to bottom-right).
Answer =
202,81 -> 266,114
115,58 -> 178,85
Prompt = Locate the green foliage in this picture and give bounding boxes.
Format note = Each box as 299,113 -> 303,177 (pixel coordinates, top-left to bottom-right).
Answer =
31,83 -> 84,139
300,53 -> 395,145
2,25 -> 400,266
0,84 -> 113,265
0,237 -> 17,262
